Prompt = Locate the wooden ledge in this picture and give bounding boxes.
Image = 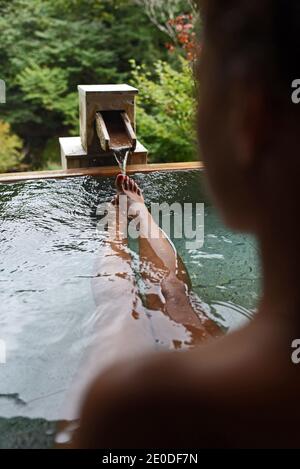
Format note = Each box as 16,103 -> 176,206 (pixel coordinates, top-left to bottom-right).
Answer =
0,162 -> 204,184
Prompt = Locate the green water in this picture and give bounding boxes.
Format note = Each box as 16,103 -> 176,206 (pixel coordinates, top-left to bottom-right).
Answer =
0,170 -> 261,448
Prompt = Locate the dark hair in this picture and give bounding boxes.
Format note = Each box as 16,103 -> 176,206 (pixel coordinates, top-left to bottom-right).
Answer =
200,0 -> 300,104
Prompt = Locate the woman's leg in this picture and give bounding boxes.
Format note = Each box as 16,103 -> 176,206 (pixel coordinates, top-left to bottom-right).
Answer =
115,174 -> 222,343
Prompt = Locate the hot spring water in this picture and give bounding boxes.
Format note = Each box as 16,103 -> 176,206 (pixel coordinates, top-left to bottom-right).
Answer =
0,170 -> 261,448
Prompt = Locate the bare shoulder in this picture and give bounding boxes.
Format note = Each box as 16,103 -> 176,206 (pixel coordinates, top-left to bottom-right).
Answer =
74,332 -> 249,448
74,351 -> 183,446
75,323 -> 300,448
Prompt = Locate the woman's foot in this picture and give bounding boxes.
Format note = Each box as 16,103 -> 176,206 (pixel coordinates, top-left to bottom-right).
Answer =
113,174 -> 146,218
115,174 -> 144,203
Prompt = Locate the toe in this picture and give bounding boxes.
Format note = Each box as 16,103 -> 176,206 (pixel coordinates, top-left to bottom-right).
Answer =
115,174 -> 125,192
133,180 -> 139,193
124,176 -> 129,190
132,179 -> 142,195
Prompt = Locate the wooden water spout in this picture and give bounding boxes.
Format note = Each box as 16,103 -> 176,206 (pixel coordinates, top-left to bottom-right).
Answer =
95,111 -> 137,153
59,84 -> 147,169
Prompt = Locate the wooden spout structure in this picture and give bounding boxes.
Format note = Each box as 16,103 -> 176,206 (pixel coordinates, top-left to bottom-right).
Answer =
59,84 -> 147,169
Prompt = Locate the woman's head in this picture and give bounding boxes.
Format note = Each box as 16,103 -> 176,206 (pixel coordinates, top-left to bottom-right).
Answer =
197,0 -> 300,233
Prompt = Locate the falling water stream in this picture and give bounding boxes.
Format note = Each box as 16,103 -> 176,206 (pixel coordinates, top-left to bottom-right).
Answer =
113,149 -> 130,175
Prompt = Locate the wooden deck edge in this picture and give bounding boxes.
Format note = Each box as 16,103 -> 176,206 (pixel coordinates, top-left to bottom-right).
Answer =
0,162 -> 204,184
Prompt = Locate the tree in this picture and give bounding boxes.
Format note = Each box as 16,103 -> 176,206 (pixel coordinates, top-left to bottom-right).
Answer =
0,0 -> 167,169
133,0 -> 197,40
0,120 -> 22,173
131,58 -> 197,163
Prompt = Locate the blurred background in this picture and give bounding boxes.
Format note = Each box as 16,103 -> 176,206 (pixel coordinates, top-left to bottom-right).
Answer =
0,0 -> 199,173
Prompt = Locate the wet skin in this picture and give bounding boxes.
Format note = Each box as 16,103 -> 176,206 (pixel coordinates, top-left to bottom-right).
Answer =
112,174 -> 221,344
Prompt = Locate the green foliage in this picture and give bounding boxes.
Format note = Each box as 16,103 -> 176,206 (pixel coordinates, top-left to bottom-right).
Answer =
40,138 -> 62,170
0,121 -> 22,172
17,64 -> 78,130
0,0 -> 197,170
0,0 -> 167,168
131,58 -> 197,162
